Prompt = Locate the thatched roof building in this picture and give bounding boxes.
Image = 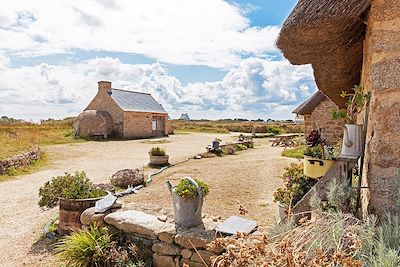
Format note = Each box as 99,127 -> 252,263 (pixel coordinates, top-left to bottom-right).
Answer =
276,0 -> 371,106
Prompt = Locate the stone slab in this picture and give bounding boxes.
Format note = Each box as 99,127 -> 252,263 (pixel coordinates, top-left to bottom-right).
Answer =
215,215 -> 257,235
175,227 -> 215,250
152,241 -> 181,256
104,210 -> 175,239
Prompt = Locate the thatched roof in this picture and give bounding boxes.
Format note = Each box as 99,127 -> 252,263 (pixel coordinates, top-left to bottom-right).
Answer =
293,91 -> 326,115
277,0 -> 371,107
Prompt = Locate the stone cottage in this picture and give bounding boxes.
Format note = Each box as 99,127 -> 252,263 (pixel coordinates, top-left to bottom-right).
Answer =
293,90 -> 344,144
277,0 -> 400,218
74,81 -> 173,139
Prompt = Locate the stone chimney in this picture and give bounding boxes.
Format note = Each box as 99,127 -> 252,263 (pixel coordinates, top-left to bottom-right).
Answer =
98,81 -> 112,95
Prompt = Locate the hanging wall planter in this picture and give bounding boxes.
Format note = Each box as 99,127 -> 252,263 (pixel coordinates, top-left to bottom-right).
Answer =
303,156 -> 335,179
340,124 -> 364,157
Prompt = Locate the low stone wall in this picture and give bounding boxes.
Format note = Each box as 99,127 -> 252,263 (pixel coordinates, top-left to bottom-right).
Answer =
81,207 -> 224,267
0,148 -> 41,175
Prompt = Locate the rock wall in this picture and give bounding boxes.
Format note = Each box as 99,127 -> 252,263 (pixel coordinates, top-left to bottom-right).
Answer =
81,208 -> 224,267
0,148 -> 41,175
360,0 -> 400,218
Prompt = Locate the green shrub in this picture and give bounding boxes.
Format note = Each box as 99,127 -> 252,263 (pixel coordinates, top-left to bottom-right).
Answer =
281,145 -> 306,159
63,128 -> 75,137
236,144 -> 248,151
273,163 -> 317,207
56,225 -> 113,267
174,178 -> 209,199
265,125 -> 283,135
149,147 -> 166,156
38,171 -> 107,209
222,146 -> 236,155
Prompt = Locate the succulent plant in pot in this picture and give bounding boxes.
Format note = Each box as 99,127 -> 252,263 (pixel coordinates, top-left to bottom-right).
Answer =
331,85 -> 371,157
303,130 -> 335,179
38,171 -> 108,234
148,146 -> 169,166
166,177 -> 209,227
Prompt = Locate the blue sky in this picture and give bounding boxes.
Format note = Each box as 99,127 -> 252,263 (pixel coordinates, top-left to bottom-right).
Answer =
0,0 -> 315,121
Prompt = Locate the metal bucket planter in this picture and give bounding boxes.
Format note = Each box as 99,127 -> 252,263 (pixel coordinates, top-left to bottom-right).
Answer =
303,156 -> 335,179
167,177 -> 203,227
149,154 -> 169,166
58,196 -> 105,234
341,124 -> 364,157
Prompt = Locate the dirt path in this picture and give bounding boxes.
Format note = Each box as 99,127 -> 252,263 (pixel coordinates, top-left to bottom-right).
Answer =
0,133 -> 296,266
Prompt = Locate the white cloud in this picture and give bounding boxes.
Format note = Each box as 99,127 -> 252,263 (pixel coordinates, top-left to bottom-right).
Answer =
0,57 -> 315,120
0,0 -> 279,68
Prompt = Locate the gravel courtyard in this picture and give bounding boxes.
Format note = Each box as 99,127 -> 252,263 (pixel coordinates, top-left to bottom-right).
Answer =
0,132 -> 296,266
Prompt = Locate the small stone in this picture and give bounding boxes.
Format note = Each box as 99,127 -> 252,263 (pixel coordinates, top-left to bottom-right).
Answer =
174,256 -> 181,267
80,207 -> 110,226
158,215 -> 168,222
191,250 -> 215,265
152,242 -> 181,256
153,253 -> 175,267
158,230 -> 176,244
181,249 -> 193,259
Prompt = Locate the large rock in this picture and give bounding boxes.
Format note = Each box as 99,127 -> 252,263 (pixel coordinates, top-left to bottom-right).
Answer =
80,203 -> 121,226
175,227 -> 215,250
110,169 -> 144,188
152,241 -> 181,256
191,250 -> 216,265
104,210 -> 175,239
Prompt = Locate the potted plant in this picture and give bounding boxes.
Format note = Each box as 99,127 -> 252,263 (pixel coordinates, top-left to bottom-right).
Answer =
166,177 -> 209,227
273,163 -> 317,220
38,171 -> 108,234
149,146 -> 169,166
331,85 -> 371,157
303,130 -> 335,179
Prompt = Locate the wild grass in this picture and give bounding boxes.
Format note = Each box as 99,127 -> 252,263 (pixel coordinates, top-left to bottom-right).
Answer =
0,118 -> 83,159
281,145 -> 307,159
172,120 -> 303,134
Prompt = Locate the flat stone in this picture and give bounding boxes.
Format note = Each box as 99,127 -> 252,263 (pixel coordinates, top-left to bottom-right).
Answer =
191,250 -> 215,265
215,215 -> 257,235
104,210 -> 175,239
158,229 -> 176,244
152,241 -> 181,256
175,227 -> 215,250
158,215 -> 168,222
81,207 -> 117,226
181,249 -> 193,259
153,253 -> 175,267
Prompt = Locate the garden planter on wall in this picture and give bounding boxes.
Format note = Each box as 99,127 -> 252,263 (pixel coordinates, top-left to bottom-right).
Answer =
341,124 -> 364,157
58,196 -> 104,234
167,177 -> 203,227
149,154 -> 169,166
303,156 -> 335,179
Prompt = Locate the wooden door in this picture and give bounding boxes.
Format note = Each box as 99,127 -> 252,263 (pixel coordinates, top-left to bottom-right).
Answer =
152,116 -> 165,137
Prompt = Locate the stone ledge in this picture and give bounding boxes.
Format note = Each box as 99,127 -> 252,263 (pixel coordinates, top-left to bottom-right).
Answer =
0,148 -> 41,175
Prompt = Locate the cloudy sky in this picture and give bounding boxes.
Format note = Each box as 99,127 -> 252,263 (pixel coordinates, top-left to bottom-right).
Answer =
0,0 -> 316,121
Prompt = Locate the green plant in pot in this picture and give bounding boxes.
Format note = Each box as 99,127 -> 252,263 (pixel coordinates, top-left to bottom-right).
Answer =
148,146 -> 169,167
38,171 -> 107,234
166,177 -> 209,227
331,85 -> 371,157
273,163 -> 317,220
303,130 -> 335,179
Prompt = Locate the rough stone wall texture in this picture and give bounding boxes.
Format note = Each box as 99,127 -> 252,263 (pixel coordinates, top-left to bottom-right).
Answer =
123,112 -> 169,139
0,148 -> 41,175
360,0 -> 400,218
310,98 -> 344,144
304,115 -> 312,136
85,82 -> 124,134
165,119 -> 174,135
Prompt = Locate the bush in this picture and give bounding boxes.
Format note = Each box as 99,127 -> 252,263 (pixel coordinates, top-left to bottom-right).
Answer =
273,163 -> 317,207
63,128 -> 75,137
222,145 -> 236,155
236,144 -> 248,151
149,147 -> 166,156
174,178 -> 209,199
38,171 -> 107,209
265,125 -> 283,135
281,145 -> 306,159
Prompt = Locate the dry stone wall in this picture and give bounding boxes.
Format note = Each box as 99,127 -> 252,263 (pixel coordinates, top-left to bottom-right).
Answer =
0,148 -> 41,175
81,208 -> 224,267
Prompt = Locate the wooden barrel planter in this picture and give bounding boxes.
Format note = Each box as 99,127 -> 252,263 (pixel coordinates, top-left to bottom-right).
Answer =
149,154 -> 169,167
58,196 -> 104,234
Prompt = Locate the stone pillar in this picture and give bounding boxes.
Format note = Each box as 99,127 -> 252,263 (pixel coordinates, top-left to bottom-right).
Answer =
98,81 -> 112,95
361,0 -> 400,218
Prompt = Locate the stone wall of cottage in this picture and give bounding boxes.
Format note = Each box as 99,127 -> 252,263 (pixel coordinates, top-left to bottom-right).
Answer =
85,81 -> 124,134
0,148 -> 41,175
310,98 -> 344,144
360,0 -> 400,218
304,115 -> 312,137
123,112 -> 154,139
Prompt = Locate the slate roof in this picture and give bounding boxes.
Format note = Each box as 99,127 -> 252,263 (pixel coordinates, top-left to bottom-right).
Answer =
110,89 -> 167,114
293,91 -> 326,115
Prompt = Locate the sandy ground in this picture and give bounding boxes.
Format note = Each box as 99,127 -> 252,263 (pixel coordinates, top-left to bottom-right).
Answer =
0,132 -> 296,266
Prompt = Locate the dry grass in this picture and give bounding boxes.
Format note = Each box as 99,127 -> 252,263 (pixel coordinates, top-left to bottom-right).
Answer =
172,120 -> 304,134
0,118 -> 83,159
